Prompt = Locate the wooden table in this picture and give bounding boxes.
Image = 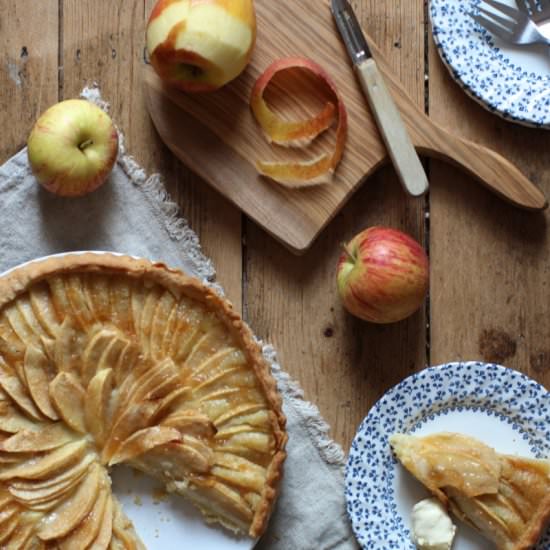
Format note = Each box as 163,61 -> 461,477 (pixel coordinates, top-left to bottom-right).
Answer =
2,0 -> 549,455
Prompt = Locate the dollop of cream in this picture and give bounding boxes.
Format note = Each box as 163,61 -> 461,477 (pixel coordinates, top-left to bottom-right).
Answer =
411,498 -> 456,550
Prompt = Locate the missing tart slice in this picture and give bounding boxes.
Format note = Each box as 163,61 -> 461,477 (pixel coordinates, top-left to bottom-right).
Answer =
0,253 -> 287,547
390,432 -> 550,550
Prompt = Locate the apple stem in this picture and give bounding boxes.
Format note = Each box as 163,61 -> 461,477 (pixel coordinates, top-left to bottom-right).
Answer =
79,139 -> 94,151
341,243 -> 356,262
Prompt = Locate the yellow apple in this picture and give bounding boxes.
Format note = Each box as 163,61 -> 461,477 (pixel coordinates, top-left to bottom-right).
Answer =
27,100 -> 118,197
146,0 -> 256,92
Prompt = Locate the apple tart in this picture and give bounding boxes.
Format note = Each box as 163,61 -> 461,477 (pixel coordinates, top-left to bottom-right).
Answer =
0,253 -> 287,548
390,432 -> 550,550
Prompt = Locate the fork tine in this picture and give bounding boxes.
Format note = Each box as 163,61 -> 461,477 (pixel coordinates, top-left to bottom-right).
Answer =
481,0 -> 522,18
528,0 -> 539,12
515,0 -> 529,14
471,13 -> 513,40
479,7 -> 516,31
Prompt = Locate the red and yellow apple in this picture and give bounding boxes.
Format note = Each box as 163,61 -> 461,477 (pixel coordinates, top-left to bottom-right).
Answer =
27,99 -> 118,197
146,0 -> 256,93
337,227 -> 429,324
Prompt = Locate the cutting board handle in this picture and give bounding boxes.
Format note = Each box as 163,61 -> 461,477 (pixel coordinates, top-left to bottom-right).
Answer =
416,122 -> 548,210
371,45 -> 548,211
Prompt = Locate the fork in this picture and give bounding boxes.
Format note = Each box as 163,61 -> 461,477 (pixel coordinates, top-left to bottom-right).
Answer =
471,0 -> 550,46
516,0 -> 550,23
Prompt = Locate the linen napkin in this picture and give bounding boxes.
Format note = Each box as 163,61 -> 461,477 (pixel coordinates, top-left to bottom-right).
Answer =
0,87 -> 358,550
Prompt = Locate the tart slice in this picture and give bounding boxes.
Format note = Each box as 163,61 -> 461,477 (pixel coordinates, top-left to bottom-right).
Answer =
390,432 -> 550,550
0,253 -> 287,547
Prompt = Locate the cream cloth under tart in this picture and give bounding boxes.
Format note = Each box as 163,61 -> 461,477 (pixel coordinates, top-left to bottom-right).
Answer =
0,253 -> 287,548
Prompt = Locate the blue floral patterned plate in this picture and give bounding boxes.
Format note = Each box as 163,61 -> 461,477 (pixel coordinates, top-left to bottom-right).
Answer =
345,362 -> 550,549
430,0 -> 550,128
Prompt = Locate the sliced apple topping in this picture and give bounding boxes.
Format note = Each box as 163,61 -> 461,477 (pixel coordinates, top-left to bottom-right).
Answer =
0,423 -> 73,453
162,410 -> 217,438
29,284 -> 60,337
37,462 -> 102,540
85,368 -> 114,445
89,491 -> 114,550
9,522 -> 41,548
102,401 -> 159,464
0,440 -> 88,481
0,360 -> 43,420
0,265 -> 286,543
49,372 -> 87,434
250,56 -> 348,187
111,497 -> 143,550
10,452 -> 94,492
81,328 -> 122,385
109,426 -> 182,466
23,345 -> 58,421
0,398 -> 39,433
0,513 -> 20,544
58,487 -> 108,549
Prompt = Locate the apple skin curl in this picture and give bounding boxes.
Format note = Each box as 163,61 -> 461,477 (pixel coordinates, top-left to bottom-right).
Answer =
250,56 -> 348,188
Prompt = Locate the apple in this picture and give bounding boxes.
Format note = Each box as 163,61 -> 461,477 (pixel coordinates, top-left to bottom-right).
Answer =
27,99 -> 118,197
337,227 -> 429,324
146,0 -> 256,93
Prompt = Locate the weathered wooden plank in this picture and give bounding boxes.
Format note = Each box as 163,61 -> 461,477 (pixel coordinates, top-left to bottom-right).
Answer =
428,34 -> 550,388
0,0 -> 58,162
60,0 -> 243,309
245,0 -> 427,450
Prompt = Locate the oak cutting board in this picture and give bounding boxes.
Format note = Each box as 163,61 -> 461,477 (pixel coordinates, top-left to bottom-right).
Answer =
144,0 -> 547,255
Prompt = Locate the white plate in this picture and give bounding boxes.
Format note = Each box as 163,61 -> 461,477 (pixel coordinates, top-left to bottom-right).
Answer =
0,252 -> 255,550
345,362 -> 550,549
430,0 -> 550,128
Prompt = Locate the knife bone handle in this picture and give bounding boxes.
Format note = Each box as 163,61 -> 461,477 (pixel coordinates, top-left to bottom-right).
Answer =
356,58 -> 429,197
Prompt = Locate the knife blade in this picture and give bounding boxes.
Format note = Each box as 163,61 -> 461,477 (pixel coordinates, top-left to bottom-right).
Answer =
331,0 -> 429,197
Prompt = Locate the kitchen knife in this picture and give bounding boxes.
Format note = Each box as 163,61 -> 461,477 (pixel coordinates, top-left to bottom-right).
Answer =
331,0 -> 429,197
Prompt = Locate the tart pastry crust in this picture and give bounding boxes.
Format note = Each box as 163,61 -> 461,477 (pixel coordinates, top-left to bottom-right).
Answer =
0,253 -> 287,547
391,432 -> 550,550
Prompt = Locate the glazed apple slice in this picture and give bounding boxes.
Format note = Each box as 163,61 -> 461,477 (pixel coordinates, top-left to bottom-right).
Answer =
81,328 -> 119,385
23,345 -> 59,420
162,410 -> 217,438
85,368 -> 114,446
29,284 -> 60,338
102,401 -> 158,463
0,512 -> 19,544
9,460 -> 89,506
149,291 -> 177,361
88,493 -> 114,550
0,361 -> 43,420
58,487 -> 108,549
149,386 -> 192,423
250,56 -> 348,187
111,497 -> 145,550
49,372 -> 87,433
37,463 -> 102,540
0,398 -> 39,433
0,423 -> 73,453
108,426 -> 182,466
0,440 -> 87,481
4,522 -> 35,548
212,452 -> 266,493
10,452 -> 94,493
